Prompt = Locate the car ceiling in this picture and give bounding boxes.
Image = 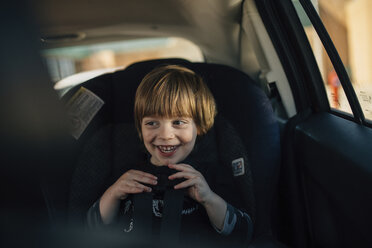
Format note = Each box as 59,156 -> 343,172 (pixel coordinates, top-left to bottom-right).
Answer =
33,0 -> 244,66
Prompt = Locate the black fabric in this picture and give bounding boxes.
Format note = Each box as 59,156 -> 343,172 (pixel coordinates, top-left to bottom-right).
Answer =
214,115 -> 255,221
68,123 -> 142,225
160,189 -> 185,244
64,58 -> 280,240
131,193 -> 153,237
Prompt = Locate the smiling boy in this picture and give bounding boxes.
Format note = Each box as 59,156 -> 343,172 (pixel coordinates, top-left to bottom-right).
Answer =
141,116 -> 197,166
87,65 -> 253,245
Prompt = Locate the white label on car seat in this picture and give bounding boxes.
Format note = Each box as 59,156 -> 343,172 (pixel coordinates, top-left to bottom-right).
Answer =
232,158 -> 245,176
66,87 -> 104,139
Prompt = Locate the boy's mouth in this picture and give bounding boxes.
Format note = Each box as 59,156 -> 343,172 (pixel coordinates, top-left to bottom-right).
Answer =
157,145 -> 179,157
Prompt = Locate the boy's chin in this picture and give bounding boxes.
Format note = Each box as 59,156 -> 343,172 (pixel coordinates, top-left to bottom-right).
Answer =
151,157 -> 174,166
160,158 -> 178,166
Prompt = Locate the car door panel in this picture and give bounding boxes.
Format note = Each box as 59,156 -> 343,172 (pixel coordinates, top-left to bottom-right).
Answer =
294,112 -> 372,247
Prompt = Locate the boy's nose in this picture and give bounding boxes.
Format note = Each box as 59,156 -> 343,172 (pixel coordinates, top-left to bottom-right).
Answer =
158,125 -> 175,140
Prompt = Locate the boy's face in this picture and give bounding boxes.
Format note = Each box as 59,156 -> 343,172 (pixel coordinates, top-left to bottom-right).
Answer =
141,116 -> 197,166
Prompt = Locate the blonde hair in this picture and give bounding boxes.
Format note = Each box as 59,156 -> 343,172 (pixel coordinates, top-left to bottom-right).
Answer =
134,65 -> 217,138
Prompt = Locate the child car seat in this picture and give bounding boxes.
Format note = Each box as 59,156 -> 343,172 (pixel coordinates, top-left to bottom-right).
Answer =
49,58 -> 281,245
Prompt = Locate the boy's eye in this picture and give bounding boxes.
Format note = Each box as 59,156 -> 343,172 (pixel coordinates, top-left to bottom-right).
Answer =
173,120 -> 186,125
145,121 -> 158,126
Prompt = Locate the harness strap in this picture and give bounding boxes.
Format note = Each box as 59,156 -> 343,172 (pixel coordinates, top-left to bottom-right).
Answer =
132,193 -> 153,237
160,189 -> 185,244
131,186 -> 185,243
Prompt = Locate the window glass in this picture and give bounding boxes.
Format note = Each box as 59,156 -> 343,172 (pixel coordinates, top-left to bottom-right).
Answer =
293,0 -> 354,115
294,0 -> 372,120
42,37 -> 203,95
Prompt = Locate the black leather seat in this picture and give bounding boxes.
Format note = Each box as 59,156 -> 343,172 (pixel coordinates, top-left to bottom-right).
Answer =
50,58 -> 281,244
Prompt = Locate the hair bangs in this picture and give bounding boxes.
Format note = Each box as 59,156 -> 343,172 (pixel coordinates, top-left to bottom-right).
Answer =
143,77 -> 195,118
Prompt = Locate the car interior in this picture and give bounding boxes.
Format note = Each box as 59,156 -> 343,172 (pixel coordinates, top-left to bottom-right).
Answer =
1,0 -> 372,248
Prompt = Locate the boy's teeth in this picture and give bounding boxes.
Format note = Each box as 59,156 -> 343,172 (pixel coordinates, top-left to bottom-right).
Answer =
158,146 -> 177,153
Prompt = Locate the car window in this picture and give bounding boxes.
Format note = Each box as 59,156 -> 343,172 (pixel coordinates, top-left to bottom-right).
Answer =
294,0 -> 372,121
42,37 -> 203,95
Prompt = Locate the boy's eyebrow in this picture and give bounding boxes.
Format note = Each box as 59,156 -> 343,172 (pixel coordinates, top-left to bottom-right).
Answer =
142,116 -> 159,120
173,116 -> 192,120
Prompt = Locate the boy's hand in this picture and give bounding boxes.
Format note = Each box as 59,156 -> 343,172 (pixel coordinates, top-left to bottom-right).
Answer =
99,169 -> 157,224
168,163 -> 227,230
109,169 -> 158,200
168,163 -> 214,206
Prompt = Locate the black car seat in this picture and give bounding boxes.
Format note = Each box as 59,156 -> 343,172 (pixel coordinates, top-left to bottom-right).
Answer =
49,58 -> 281,245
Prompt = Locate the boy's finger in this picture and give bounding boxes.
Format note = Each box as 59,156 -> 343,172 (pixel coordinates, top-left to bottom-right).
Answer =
132,174 -> 158,185
124,182 -> 152,192
168,163 -> 195,172
132,170 -> 158,180
168,171 -> 197,180
126,187 -> 144,194
135,185 -> 152,192
133,182 -> 153,192
128,187 -> 152,194
174,178 -> 197,189
134,186 -> 152,192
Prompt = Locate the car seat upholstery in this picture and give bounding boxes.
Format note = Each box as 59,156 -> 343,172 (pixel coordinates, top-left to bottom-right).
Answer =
58,58 -> 281,243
